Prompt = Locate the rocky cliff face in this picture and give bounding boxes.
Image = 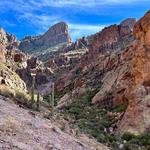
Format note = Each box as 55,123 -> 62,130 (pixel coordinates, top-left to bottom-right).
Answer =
0,28 -> 27,93
0,28 -> 9,63
92,18 -> 136,54
55,18 -> 137,94
116,10 -> 150,135
55,11 -> 150,135
19,22 -> 71,53
0,28 -> 18,63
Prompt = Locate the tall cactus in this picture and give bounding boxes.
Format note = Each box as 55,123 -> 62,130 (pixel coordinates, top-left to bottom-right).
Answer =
36,93 -> 40,111
51,83 -> 55,108
31,75 -> 36,106
49,83 -> 55,116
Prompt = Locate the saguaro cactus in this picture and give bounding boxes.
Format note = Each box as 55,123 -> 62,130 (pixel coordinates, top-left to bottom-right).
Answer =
36,93 -> 40,111
48,83 -> 55,116
31,73 -> 36,106
51,83 -> 55,108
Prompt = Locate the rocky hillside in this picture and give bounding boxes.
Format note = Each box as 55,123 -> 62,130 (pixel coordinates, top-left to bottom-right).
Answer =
19,22 -> 71,53
0,95 -> 109,150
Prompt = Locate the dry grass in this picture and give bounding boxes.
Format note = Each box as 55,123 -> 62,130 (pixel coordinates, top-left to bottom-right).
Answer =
0,117 -> 21,134
0,85 -> 15,98
0,85 -> 31,107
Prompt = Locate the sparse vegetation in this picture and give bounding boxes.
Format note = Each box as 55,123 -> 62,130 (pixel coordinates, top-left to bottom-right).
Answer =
43,93 -> 58,107
122,133 -> 150,150
0,85 -> 31,107
61,89 -> 150,150
63,89 -> 117,146
0,85 -> 15,98
62,89 -> 150,150
111,103 -> 128,113
14,89 -> 31,106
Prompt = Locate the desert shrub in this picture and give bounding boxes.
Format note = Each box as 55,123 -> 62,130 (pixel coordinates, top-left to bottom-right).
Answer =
122,133 -> 150,150
0,85 -> 15,98
122,133 -> 136,141
14,89 -> 31,107
75,67 -> 82,76
43,94 -> 58,107
0,85 -> 31,108
111,103 -> 128,113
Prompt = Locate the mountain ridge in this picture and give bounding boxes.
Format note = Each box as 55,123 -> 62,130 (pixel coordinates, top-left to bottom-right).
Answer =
18,22 -> 72,53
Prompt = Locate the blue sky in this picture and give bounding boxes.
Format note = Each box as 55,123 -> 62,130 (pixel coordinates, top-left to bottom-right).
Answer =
0,0 -> 149,41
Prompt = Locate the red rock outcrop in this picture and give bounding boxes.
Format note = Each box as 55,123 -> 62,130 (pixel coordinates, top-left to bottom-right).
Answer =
90,11 -> 150,135
92,18 -> 136,54
116,10 -> 150,135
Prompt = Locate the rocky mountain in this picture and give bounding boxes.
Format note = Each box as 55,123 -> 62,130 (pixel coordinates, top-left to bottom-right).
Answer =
55,11 -> 150,137
55,17 -> 136,94
19,22 -> 71,53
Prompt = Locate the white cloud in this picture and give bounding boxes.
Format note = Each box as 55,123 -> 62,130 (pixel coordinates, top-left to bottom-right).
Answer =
35,0 -> 149,7
18,12 -> 60,30
69,24 -> 104,31
68,23 -> 106,40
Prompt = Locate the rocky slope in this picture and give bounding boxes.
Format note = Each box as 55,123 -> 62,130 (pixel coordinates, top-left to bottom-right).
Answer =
19,22 -> 71,53
0,95 -> 109,150
55,11 -> 150,136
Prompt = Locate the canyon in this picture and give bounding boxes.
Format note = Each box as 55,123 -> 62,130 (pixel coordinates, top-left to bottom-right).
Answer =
0,10 -> 150,150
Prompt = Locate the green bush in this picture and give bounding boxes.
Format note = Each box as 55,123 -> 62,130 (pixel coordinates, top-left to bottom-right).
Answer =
122,133 -> 150,150
75,67 -> 82,76
122,133 -> 136,141
111,103 -> 128,112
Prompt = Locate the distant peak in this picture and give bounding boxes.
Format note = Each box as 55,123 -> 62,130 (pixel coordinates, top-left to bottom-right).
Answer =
120,18 -> 136,29
48,21 -> 68,31
54,21 -> 67,25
